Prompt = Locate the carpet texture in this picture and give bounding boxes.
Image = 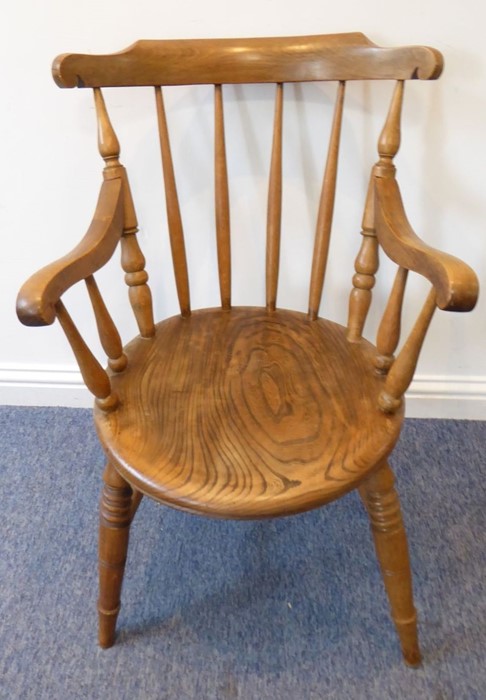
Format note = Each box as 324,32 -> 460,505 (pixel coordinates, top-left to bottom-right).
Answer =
0,407 -> 485,699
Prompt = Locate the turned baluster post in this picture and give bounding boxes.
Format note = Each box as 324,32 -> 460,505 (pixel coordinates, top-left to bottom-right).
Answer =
347,81 -> 404,342
93,88 -> 155,338
346,176 -> 379,341
266,82 -> 284,312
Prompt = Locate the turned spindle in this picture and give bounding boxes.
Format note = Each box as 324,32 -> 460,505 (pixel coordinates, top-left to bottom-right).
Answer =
93,88 -> 121,172
215,84 -> 232,310
376,80 -> 404,177
55,300 -> 118,411
375,266 -> 408,375
155,86 -> 191,318
119,177 -> 155,339
93,88 -> 155,338
379,288 -> 436,413
347,176 -> 379,342
85,275 -> 127,372
347,81 -> 404,342
266,82 -> 284,312
308,81 -> 346,321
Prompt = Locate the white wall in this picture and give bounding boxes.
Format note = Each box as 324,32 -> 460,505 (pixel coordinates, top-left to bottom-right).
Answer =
1,0 -> 485,417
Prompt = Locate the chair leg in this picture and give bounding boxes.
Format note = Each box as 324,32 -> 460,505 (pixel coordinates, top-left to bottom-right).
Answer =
98,462 -> 133,649
359,461 -> 421,666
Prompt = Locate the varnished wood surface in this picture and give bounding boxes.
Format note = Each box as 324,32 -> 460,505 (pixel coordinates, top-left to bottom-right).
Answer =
374,177 -> 479,311
16,33 -> 480,659
95,308 -> 403,518
155,86 -> 191,317
52,34 -> 443,89
308,81 -> 345,320
16,178 -> 123,326
359,462 -> 421,666
346,176 -> 379,342
214,84 -> 231,310
265,83 -> 283,312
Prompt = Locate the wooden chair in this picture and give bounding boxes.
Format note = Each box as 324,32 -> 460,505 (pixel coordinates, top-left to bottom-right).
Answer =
16,33 -> 479,665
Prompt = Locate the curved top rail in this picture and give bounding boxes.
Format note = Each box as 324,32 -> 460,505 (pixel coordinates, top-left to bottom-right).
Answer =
52,33 -> 443,88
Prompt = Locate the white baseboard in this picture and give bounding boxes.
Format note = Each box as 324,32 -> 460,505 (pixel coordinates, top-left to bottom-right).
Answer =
1,364 -> 486,419
405,375 -> 486,419
0,365 -> 92,408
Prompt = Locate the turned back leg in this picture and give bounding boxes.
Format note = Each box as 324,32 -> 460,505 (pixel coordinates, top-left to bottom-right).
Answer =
98,462 -> 133,648
359,461 -> 421,666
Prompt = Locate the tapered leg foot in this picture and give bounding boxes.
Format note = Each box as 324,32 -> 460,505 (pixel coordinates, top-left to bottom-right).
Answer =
359,462 -> 422,666
98,463 -> 133,648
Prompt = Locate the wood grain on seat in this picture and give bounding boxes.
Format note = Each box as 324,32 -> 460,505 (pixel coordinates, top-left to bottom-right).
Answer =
95,308 -> 403,518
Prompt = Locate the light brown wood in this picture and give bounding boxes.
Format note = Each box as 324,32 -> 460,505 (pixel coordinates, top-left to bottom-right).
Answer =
155,86 -> 191,317
359,462 -> 421,666
266,83 -> 284,312
95,308 -> 403,518
376,80 -> 404,175
17,33 -> 480,663
379,288 -> 437,414
16,178 -> 123,327
55,300 -> 118,411
346,176 -> 379,341
93,88 -> 121,172
120,218 -> 156,339
375,266 -> 408,375
98,462 -> 133,648
52,34 -> 443,89
308,81 -> 345,320
85,275 -> 127,372
375,177 -> 478,311
215,84 -> 231,310
93,88 -> 156,337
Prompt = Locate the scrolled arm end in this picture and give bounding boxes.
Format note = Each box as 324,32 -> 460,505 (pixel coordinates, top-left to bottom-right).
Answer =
16,177 -> 124,328
375,177 -> 479,312
16,275 -> 58,327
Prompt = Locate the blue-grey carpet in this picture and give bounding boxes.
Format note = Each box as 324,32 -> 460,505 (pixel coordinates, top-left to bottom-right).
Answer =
0,407 -> 485,699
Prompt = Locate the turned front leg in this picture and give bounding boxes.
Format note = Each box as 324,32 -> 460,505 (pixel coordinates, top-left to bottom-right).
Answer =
359,462 -> 421,666
98,463 -> 133,648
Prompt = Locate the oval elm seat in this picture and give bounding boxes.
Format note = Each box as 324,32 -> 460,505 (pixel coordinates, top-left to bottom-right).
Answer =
94,307 -> 403,518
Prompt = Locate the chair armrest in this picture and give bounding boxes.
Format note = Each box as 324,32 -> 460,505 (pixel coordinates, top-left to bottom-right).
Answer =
16,177 -> 124,326
374,177 -> 479,311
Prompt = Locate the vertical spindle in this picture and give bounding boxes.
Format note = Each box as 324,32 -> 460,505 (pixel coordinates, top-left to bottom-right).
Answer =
266,82 -> 284,312
379,288 -> 436,414
346,177 -> 379,342
55,300 -> 118,411
347,80 -> 404,342
93,88 -> 155,339
155,86 -> 191,317
376,80 -> 404,177
308,81 -> 346,320
374,266 -> 408,375
215,84 -> 231,310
